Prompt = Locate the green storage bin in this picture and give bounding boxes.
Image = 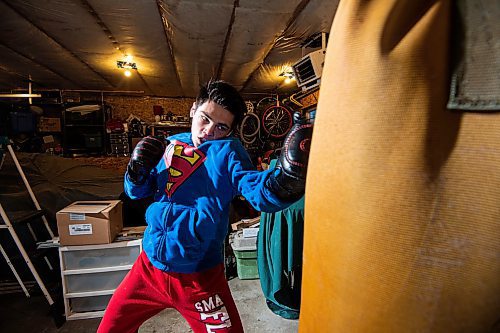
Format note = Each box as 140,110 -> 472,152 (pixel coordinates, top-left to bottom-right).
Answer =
233,249 -> 259,280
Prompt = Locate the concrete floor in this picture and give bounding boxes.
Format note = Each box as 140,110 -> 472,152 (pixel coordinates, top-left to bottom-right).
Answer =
0,278 -> 298,333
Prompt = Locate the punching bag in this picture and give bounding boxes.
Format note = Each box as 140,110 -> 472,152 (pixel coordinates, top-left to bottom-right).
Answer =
300,0 -> 500,332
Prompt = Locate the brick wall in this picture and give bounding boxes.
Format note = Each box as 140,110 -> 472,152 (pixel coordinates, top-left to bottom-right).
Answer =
104,91 -> 318,123
104,95 -> 194,122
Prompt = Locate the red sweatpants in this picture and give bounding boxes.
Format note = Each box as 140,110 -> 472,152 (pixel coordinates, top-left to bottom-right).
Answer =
97,252 -> 243,333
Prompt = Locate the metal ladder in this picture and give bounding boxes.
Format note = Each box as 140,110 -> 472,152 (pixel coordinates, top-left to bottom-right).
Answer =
0,143 -> 55,306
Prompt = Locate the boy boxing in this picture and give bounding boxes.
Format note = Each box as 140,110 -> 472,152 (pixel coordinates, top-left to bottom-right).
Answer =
97,79 -> 312,333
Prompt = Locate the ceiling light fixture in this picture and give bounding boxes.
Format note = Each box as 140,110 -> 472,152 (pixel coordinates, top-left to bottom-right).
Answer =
117,60 -> 137,70
279,70 -> 295,84
117,55 -> 137,78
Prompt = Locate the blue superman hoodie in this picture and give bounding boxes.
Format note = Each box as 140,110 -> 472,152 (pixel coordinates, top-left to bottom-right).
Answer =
124,132 -> 288,273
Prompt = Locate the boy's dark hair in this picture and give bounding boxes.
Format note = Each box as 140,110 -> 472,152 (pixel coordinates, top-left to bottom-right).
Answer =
195,79 -> 246,129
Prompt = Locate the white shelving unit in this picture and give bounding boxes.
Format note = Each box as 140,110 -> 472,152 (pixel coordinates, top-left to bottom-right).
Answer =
59,239 -> 142,320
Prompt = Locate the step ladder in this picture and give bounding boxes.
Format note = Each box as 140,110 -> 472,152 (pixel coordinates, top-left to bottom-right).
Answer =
0,143 -> 56,306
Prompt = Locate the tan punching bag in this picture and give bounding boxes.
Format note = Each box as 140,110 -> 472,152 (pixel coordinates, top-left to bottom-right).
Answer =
300,0 -> 500,332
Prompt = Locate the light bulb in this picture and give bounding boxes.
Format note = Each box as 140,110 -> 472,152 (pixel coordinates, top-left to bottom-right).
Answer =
284,77 -> 291,84
125,55 -> 133,62
124,70 -> 132,77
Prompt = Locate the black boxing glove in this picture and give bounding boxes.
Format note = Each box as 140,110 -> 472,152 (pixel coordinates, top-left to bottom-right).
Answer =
127,136 -> 167,185
266,112 -> 313,201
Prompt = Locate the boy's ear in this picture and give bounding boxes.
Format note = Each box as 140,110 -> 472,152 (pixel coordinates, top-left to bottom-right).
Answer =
190,103 -> 196,117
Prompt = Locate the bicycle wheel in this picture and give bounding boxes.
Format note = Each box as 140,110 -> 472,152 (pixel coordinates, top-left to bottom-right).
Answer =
256,96 -> 277,113
239,112 -> 260,144
261,105 -> 293,139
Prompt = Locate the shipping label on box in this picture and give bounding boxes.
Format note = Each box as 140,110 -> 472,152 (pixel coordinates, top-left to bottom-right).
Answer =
68,224 -> 92,235
242,228 -> 259,238
69,212 -> 85,221
56,200 -> 123,246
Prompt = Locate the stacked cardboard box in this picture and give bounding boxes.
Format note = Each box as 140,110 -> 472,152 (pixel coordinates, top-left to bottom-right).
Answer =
56,200 -> 123,246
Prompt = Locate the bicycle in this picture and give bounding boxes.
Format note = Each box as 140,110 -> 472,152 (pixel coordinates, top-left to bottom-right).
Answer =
238,96 -> 293,146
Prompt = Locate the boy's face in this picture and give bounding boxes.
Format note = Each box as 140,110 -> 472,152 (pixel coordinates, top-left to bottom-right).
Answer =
190,100 -> 234,147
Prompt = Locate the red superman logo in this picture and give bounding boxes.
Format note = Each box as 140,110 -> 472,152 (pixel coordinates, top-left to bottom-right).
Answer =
163,141 -> 206,197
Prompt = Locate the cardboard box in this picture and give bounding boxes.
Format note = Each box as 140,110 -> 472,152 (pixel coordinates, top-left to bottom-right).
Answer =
56,200 -> 123,246
38,116 -> 61,132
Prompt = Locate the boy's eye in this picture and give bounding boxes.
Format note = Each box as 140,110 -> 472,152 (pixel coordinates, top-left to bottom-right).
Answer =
217,125 -> 229,132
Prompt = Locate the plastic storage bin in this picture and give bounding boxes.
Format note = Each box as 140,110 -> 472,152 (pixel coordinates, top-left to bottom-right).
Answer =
59,239 -> 142,320
65,107 -> 102,125
70,294 -> 112,312
65,270 -> 129,293
61,245 -> 140,270
230,234 -> 259,280
232,229 -> 257,249
83,132 -> 102,148
233,249 -> 259,280
10,111 -> 35,133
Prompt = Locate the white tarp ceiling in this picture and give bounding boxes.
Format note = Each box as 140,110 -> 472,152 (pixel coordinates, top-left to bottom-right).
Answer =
0,0 -> 338,98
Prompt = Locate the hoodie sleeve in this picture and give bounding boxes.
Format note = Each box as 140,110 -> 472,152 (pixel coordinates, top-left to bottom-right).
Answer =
226,141 -> 292,213
124,168 -> 157,199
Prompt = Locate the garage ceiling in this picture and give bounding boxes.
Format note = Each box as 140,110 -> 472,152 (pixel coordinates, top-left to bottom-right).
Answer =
0,0 -> 339,98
